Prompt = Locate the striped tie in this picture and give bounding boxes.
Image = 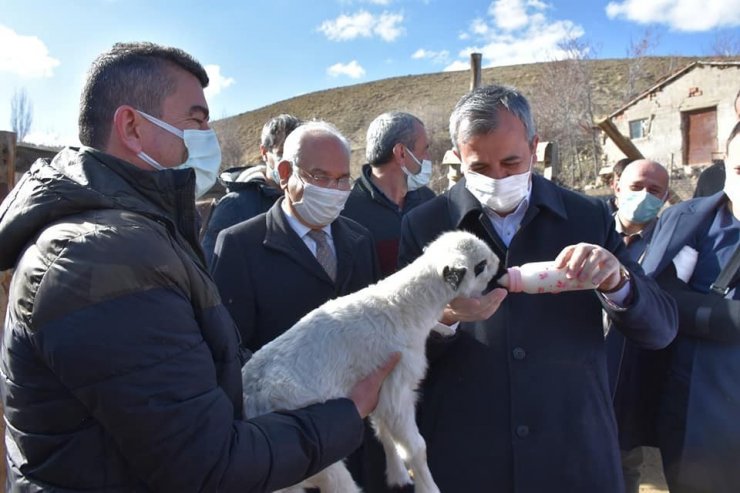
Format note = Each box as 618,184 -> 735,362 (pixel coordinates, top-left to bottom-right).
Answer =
308,229 -> 336,281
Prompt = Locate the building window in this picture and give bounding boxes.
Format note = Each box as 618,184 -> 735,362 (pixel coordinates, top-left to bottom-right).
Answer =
629,118 -> 647,139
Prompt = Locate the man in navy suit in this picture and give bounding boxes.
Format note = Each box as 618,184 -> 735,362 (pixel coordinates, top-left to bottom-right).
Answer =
398,85 -> 678,492
211,120 -> 379,352
641,121 -> 740,493
211,120 -> 384,491
604,159 -> 670,493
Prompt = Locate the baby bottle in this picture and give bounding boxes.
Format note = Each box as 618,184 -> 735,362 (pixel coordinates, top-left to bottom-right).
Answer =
499,261 -> 599,294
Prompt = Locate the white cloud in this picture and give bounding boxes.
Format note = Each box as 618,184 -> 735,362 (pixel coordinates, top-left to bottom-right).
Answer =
443,60 -> 470,72
412,48 -> 450,64
24,128 -> 79,148
489,0 -> 530,31
446,0 -> 585,69
318,10 -> 404,42
204,64 -> 235,99
606,0 -> 740,32
0,25 -> 60,78
327,60 -> 366,78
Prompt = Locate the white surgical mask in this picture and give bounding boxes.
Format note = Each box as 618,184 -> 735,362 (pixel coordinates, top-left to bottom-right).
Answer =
464,156 -> 533,213
402,147 -> 432,191
267,151 -> 282,184
137,110 -> 222,199
618,189 -> 665,224
291,166 -> 351,227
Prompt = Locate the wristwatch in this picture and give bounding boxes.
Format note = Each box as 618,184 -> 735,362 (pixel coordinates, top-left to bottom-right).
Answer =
601,265 -> 631,294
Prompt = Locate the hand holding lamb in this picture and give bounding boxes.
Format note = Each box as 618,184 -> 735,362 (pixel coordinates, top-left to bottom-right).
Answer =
241,230 -> 499,493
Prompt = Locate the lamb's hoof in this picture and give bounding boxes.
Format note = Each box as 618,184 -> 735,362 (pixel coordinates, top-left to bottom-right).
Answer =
386,467 -> 413,488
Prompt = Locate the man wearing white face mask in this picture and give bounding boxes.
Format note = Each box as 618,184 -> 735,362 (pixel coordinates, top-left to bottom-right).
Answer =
398,84 -> 677,492
0,43 -> 397,492
604,159 -> 669,493
212,121 -> 383,490
212,121 -> 379,352
201,114 -> 302,267
343,112 -> 436,278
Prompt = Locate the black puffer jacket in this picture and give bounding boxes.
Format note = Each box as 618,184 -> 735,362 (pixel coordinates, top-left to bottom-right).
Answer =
0,147 -> 362,492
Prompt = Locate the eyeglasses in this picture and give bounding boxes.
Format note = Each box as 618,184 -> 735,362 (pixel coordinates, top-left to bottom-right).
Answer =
294,166 -> 354,191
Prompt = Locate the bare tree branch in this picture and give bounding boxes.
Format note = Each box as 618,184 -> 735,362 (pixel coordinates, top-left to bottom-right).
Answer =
10,89 -> 33,142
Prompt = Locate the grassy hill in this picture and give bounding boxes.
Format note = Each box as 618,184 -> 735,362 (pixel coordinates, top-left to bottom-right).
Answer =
212,56 -> 708,180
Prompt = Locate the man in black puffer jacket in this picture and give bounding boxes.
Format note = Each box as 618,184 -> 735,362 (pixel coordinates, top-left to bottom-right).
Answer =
0,41 -> 396,492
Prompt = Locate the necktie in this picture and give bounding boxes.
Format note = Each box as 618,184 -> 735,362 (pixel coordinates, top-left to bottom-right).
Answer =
308,229 -> 336,281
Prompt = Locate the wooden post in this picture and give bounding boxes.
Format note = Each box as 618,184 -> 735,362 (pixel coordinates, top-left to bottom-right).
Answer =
595,117 -> 644,160
0,131 -> 16,203
469,52 -> 482,91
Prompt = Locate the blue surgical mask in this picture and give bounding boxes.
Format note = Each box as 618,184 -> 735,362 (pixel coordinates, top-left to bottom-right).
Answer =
618,189 -> 665,223
402,147 -> 432,191
137,110 -> 222,199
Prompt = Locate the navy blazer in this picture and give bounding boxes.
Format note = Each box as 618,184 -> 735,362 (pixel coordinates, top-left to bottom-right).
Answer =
641,192 -> 740,492
211,198 -> 380,352
399,175 -> 677,493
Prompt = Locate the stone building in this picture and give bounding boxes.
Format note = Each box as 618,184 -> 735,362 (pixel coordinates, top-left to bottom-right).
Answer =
601,61 -> 740,174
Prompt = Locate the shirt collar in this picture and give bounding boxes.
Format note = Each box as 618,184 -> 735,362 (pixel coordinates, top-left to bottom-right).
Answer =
280,198 -> 333,239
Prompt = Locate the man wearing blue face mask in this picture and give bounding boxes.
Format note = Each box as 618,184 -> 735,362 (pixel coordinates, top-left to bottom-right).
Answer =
0,43 -> 397,492
604,159 -> 669,493
343,112 -> 436,278
398,85 -> 677,492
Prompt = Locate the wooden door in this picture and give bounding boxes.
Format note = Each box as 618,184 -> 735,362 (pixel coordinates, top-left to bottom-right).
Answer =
683,107 -> 717,165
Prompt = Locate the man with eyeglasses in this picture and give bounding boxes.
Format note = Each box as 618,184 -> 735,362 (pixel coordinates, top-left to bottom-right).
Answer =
343,112 -> 436,278
211,120 -> 379,353
201,114 -> 302,267
212,121 -> 383,490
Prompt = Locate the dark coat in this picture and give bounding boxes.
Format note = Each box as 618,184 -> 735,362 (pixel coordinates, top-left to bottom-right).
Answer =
0,148 -> 363,492
201,166 -> 281,267
342,164 -> 435,277
399,175 -> 677,493
211,198 -> 380,352
641,192 -> 740,493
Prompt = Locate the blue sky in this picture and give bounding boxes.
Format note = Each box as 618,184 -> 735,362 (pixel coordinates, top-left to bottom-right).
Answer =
1,0 -> 738,147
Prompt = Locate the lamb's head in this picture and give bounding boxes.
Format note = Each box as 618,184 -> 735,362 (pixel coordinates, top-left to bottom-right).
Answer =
424,231 -> 499,297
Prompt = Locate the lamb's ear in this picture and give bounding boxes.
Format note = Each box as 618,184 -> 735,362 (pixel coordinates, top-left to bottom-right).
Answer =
442,266 -> 467,291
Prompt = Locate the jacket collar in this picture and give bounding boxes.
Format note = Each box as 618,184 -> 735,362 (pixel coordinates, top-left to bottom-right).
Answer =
263,198 -> 365,287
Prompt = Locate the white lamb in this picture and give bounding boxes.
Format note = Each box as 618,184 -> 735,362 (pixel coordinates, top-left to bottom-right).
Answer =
241,230 -> 499,493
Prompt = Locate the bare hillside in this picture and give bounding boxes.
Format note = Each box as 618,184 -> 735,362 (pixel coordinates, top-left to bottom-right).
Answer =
212,56 -> 703,176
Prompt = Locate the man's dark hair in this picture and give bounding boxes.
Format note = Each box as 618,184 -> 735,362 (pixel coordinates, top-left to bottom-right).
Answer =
449,84 -> 536,153
613,158 -> 632,179
261,114 -> 303,155
79,42 -> 209,149
728,120 -> 740,153
365,112 -> 424,166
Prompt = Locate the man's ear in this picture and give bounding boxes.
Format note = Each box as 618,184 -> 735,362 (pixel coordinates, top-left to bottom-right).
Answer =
112,106 -> 144,154
442,266 -> 467,291
276,160 -> 292,189
259,144 -> 268,163
392,142 -> 406,164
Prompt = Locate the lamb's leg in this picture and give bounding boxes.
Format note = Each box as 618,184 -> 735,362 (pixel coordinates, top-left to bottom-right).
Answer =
373,387 -> 440,493
370,416 -> 413,487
